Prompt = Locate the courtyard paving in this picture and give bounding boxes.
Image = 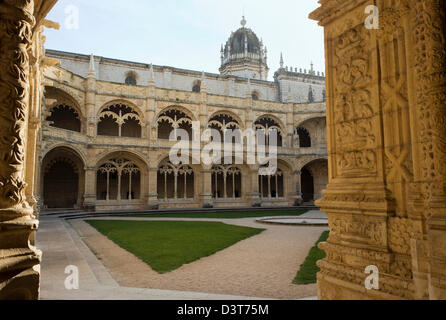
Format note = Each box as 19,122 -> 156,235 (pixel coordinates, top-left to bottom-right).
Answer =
36,213 -> 328,300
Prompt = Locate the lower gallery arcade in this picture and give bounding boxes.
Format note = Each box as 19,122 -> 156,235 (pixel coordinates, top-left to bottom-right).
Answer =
40,146 -> 328,210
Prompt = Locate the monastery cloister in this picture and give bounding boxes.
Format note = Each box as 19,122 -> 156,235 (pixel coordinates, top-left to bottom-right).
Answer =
0,0 -> 445,300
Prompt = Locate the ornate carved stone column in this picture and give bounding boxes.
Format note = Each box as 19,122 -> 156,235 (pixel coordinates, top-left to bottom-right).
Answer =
310,0 -> 446,300
247,165 -> 261,207
0,0 -> 57,299
86,54 -> 97,138
83,167 -> 96,211
147,166 -> 159,209
200,165 -> 213,208
293,170 -> 303,206
410,0 -> 446,300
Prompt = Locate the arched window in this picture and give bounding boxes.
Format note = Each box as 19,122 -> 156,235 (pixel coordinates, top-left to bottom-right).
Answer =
157,109 -> 192,140
254,116 -> 283,147
212,165 -> 242,199
296,127 -> 311,148
308,86 -> 315,103
192,80 -> 201,93
251,92 -> 259,100
208,113 -> 241,145
97,103 -> 142,138
259,168 -> 284,199
157,160 -> 194,200
125,76 -> 137,85
96,159 -> 141,201
46,104 -> 81,132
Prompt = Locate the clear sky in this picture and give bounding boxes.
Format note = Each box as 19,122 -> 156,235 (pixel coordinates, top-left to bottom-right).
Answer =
44,0 -> 324,81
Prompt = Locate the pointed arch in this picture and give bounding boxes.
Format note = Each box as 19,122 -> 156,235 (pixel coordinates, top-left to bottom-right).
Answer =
97,101 -> 142,138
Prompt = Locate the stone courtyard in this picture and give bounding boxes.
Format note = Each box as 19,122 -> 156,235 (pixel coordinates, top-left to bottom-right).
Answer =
37,211 -> 327,300
0,0 -> 445,301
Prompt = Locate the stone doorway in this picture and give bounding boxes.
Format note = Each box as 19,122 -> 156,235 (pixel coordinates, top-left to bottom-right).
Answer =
41,147 -> 85,209
301,167 -> 314,203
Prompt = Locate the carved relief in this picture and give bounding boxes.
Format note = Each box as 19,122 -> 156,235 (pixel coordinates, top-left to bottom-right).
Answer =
332,25 -> 377,177
0,1 -> 36,209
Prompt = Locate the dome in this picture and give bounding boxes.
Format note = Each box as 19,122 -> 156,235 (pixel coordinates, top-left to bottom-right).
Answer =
225,27 -> 261,56
219,16 -> 269,80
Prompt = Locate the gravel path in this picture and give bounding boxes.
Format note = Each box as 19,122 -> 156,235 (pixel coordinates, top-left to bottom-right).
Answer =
71,217 -> 328,300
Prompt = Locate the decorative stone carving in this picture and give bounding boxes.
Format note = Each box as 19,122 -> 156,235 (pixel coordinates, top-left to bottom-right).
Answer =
0,0 -> 57,300
311,0 -> 446,300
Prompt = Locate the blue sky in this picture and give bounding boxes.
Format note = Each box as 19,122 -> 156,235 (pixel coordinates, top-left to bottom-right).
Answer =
44,0 -> 324,80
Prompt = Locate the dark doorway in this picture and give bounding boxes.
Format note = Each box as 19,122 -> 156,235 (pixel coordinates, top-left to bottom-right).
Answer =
44,161 -> 79,208
301,167 -> 314,203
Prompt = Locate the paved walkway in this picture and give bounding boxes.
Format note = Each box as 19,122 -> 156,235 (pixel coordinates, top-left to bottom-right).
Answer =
36,213 -> 327,300
37,217 -> 269,300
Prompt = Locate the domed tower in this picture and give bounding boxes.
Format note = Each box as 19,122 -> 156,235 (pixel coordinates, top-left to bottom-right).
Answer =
219,16 -> 269,80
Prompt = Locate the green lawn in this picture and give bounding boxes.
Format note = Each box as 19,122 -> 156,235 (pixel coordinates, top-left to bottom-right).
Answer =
127,209 -> 307,219
293,231 -> 329,285
86,220 -> 265,274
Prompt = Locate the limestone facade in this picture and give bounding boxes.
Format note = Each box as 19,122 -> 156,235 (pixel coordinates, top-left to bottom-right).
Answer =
38,20 -> 328,212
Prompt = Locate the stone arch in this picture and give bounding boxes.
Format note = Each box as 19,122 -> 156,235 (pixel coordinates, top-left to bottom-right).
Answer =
94,149 -> 149,170
297,116 -> 327,148
98,99 -> 144,119
300,158 -> 328,203
258,159 -> 291,199
254,114 -> 285,147
156,107 -> 194,140
157,157 -> 196,201
255,114 -> 286,131
41,146 -> 86,209
42,143 -> 88,167
95,151 -> 149,202
295,127 -> 312,148
208,110 -> 244,130
44,86 -> 85,133
156,105 -> 197,123
44,85 -> 84,115
97,101 -> 142,138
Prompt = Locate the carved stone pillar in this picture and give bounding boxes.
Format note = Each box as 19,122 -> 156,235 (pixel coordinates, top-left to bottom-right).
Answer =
0,0 -> 56,300
200,165 -> 213,208
147,167 -> 159,209
83,167 -> 96,211
293,170 -> 303,206
310,0 -> 446,300
86,58 -> 97,138
247,165 -> 261,207
410,0 -> 446,300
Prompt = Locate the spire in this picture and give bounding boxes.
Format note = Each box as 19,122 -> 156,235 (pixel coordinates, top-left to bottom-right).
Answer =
241,15 -> 247,27
280,53 -> 284,69
148,64 -> 155,85
310,61 -> 314,74
88,53 -> 96,78
220,44 -> 224,64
